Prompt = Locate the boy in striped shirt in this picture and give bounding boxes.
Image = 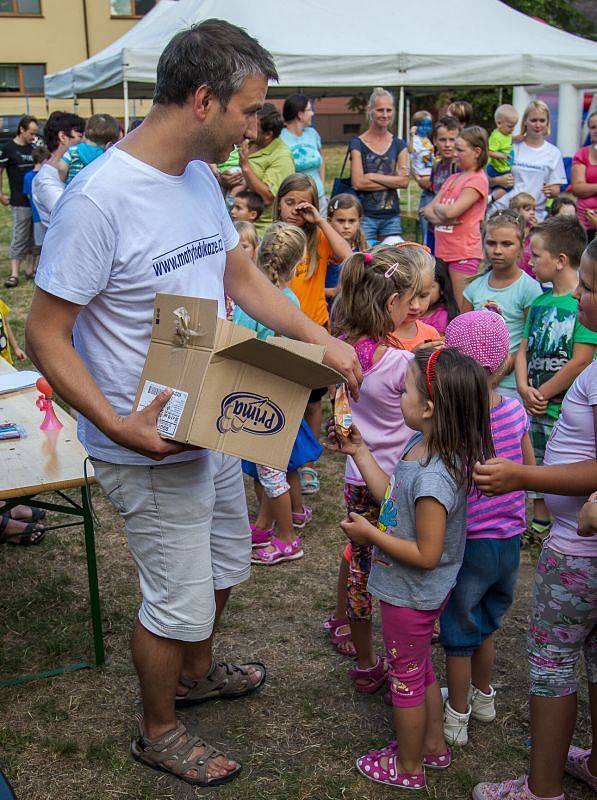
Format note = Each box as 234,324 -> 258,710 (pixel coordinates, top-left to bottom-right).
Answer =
439,311 -> 535,747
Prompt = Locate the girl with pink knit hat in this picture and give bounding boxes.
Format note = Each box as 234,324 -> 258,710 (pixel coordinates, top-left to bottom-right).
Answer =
439,310 -> 536,748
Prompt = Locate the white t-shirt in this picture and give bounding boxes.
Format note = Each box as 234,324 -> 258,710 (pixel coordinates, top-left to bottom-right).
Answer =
410,134 -> 434,177
35,146 -> 239,465
32,161 -> 64,227
493,140 -> 567,220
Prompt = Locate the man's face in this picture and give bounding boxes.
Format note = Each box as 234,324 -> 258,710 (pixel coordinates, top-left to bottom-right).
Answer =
434,127 -> 457,159
20,121 -> 39,144
202,75 -> 268,163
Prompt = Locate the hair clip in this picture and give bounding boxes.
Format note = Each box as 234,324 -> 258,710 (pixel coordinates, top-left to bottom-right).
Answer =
364,252 -> 373,265
384,241 -> 432,278
425,348 -> 443,398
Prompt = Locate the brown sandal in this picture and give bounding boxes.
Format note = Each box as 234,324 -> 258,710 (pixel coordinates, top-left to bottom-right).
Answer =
4,276 -> 18,288
130,715 -> 241,787
175,659 -> 266,708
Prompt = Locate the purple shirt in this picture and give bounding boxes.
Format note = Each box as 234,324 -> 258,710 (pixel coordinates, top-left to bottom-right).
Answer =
467,396 -> 528,539
544,361 -> 597,557
345,340 -> 414,485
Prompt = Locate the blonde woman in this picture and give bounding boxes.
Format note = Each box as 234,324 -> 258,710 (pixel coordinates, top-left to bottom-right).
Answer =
349,87 -> 410,244
492,100 -> 567,221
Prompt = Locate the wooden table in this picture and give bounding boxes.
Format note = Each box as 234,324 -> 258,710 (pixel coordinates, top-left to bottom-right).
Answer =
0,359 -> 104,687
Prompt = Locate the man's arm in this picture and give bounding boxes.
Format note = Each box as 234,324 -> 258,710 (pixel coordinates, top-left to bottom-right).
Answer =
224,244 -> 362,397
25,289 -> 191,460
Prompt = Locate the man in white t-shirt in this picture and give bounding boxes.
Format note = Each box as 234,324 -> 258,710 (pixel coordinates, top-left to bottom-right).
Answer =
32,111 -> 85,240
25,20 -> 361,789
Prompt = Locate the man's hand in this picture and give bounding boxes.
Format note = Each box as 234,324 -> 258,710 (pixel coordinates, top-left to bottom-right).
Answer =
473,458 -> 523,496
108,389 -> 197,461
340,512 -> 375,545
520,385 -> 548,416
578,492 -> 597,537
219,170 -> 244,191
321,336 -> 362,400
13,345 -> 26,361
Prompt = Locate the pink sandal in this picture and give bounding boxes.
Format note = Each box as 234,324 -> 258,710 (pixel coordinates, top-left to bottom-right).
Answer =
323,615 -> 356,657
348,655 -> 388,694
250,535 -> 303,565
250,524 -> 273,548
292,505 -> 313,528
367,741 -> 451,770
356,751 -> 426,790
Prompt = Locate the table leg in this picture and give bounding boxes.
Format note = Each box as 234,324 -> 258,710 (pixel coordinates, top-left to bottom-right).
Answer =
81,485 -> 105,667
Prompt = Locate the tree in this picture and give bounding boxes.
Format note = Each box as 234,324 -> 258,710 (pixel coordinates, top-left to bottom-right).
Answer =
501,0 -> 595,38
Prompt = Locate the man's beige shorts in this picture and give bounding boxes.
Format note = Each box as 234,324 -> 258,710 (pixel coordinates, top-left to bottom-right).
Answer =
93,453 -> 251,642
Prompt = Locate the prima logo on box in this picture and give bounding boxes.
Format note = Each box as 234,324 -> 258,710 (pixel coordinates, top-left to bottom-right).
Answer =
216,392 -> 285,436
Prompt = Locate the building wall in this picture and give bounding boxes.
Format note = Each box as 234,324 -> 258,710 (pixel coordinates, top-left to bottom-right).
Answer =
0,0 -> 143,120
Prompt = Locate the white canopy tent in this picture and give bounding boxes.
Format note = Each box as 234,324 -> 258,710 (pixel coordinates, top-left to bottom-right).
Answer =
44,0 -> 597,153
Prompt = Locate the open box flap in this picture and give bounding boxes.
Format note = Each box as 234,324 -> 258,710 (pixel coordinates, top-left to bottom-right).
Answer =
215,337 -> 342,389
152,294 -> 219,349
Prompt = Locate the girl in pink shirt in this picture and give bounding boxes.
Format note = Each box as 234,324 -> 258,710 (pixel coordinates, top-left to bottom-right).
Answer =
423,126 -> 489,311
324,242 -> 433,693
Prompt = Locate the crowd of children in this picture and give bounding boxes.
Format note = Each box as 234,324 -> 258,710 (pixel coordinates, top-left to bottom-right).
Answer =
222,95 -> 597,798
3,92 -> 597,798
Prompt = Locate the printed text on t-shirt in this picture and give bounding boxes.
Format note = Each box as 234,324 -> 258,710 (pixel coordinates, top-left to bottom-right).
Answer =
152,234 -> 224,277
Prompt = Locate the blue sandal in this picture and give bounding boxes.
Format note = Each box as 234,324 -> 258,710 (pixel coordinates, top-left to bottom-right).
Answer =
299,467 -> 319,495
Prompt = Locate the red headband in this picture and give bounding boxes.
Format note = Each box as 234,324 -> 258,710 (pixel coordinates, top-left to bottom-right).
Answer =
425,348 -> 443,398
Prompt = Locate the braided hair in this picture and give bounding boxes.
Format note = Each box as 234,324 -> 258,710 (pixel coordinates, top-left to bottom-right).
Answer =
257,222 -> 307,287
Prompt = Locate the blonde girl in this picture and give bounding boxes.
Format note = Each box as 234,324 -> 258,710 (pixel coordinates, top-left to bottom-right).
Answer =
274,173 -> 352,494
228,221 -> 259,319
234,223 -> 321,565
325,244 -> 424,676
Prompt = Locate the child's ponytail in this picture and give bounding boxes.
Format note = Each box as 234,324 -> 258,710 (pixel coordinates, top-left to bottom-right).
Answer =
412,347 -> 495,492
333,243 -> 428,342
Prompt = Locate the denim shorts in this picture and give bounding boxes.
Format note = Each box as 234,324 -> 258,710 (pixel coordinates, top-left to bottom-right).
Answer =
440,536 -> 521,656
93,453 -> 251,642
361,213 -> 403,245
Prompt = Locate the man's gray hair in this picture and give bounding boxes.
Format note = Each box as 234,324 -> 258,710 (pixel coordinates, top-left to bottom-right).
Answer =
154,18 -> 278,108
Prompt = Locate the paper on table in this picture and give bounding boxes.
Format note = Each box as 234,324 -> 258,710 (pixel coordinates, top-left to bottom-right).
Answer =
0,370 -> 41,395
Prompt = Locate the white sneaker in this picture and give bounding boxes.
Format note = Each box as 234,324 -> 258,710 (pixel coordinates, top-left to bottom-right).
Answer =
470,684 -> 496,722
443,699 -> 471,745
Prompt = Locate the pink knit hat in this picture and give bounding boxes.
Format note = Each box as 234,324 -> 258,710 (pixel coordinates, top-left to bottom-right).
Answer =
445,310 -> 510,375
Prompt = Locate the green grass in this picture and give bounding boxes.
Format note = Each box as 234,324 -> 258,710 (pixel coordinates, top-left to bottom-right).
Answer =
0,186 -> 593,800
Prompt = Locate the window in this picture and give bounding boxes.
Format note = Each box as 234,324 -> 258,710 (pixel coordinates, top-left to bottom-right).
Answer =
110,0 -> 156,16
0,0 -> 41,14
0,64 -> 45,95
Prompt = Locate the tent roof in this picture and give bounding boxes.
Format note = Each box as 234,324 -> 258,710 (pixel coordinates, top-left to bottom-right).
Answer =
44,0 -> 597,99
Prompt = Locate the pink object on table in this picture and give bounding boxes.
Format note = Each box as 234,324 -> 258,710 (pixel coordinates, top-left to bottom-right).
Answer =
35,376 -> 63,431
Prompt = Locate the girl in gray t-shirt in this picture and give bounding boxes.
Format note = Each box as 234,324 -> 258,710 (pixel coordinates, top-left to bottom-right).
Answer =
329,346 -> 493,791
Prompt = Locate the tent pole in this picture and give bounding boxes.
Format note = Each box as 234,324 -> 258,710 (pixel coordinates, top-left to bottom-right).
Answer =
123,79 -> 130,133
513,86 -> 531,136
557,83 -> 582,157
397,85 -> 405,140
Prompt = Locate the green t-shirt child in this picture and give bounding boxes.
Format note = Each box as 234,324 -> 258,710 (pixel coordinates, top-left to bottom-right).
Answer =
523,291 -> 597,419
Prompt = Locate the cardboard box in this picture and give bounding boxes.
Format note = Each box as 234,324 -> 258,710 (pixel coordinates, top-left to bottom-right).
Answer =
134,294 -> 343,470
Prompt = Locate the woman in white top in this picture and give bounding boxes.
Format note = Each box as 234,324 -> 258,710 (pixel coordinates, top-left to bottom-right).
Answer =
492,100 -> 567,221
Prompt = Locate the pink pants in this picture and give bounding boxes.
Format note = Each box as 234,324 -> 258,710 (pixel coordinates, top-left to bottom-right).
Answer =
381,597 -> 447,708
446,257 -> 480,276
